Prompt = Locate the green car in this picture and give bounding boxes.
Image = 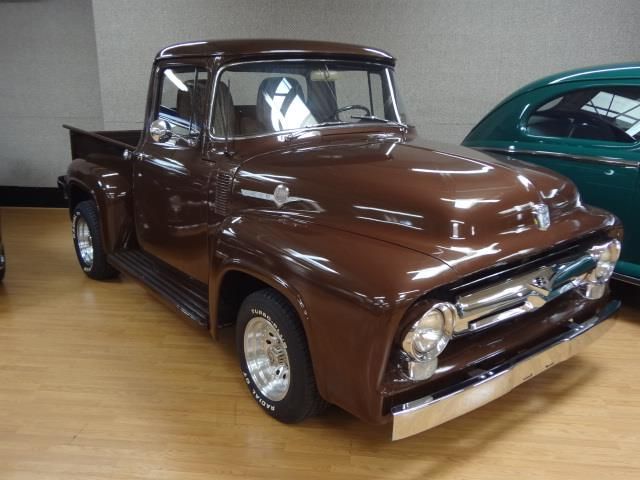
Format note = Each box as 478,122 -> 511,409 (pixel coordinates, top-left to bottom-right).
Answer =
464,63 -> 640,284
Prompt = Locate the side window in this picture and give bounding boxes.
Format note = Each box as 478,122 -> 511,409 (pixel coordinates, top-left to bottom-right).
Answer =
526,86 -> 640,144
368,72 -> 385,117
156,66 -> 209,144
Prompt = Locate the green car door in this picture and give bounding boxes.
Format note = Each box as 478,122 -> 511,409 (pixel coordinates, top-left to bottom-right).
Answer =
464,69 -> 640,282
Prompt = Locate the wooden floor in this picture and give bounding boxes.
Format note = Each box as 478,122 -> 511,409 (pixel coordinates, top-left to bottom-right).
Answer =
0,207 -> 639,480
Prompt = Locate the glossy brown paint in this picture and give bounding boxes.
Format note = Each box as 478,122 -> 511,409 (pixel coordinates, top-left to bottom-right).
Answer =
63,127 -> 138,253
212,212 -> 460,421
60,39 -> 620,426
224,130 -> 619,422
156,39 -> 395,65
231,135 -> 616,279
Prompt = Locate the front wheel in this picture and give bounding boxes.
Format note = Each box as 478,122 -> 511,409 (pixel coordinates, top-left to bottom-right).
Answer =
72,200 -> 118,280
236,289 -> 327,423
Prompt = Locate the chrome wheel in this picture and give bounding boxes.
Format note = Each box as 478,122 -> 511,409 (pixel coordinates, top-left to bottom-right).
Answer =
75,217 -> 94,268
243,316 -> 290,401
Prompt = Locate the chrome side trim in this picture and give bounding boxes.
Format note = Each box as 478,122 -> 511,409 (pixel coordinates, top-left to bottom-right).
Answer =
454,253 -> 596,333
391,299 -> 619,441
613,272 -> 640,286
477,147 -> 640,169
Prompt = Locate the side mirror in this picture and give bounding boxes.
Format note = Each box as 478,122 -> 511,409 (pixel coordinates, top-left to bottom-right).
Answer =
149,119 -> 172,143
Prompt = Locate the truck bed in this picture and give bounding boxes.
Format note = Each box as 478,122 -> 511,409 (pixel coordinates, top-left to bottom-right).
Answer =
63,125 -> 141,162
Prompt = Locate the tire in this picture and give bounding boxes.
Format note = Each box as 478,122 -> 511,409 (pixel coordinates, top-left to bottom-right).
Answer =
0,244 -> 5,282
72,200 -> 118,280
236,288 -> 328,423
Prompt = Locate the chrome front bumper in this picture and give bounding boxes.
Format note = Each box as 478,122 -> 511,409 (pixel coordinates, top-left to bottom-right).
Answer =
391,299 -> 620,441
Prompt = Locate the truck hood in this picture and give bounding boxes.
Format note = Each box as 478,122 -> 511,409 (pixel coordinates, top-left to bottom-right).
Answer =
233,136 -> 616,277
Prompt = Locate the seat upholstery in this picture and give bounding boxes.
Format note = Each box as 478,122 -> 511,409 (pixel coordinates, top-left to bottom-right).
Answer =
176,79 -> 209,128
256,77 -> 306,132
213,82 -> 236,137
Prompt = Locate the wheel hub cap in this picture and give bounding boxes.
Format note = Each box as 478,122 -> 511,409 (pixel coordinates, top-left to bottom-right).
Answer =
244,316 -> 290,401
76,217 -> 94,268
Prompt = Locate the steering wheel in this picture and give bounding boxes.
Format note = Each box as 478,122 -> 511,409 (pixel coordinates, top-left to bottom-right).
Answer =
328,104 -> 371,121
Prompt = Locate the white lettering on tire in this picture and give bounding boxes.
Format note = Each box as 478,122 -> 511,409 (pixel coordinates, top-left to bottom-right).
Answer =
242,370 -> 276,411
250,308 -> 271,321
72,212 -> 80,240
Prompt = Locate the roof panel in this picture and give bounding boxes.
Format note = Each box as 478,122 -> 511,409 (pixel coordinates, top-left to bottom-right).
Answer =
155,39 -> 395,64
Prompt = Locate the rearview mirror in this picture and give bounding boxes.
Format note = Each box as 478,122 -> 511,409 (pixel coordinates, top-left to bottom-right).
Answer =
310,69 -> 340,81
149,119 -> 172,143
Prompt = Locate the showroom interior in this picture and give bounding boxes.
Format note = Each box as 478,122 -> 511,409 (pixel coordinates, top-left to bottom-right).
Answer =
1,0 -> 639,478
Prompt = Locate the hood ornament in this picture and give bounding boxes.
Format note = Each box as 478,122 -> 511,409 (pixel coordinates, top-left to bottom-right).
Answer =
532,203 -> 551,231
273,184 -> 290,208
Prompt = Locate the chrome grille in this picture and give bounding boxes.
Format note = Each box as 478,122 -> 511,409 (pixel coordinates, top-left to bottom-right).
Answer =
454,253 -> 597,334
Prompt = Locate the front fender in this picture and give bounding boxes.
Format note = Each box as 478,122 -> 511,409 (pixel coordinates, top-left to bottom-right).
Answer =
212,213 -> 457,423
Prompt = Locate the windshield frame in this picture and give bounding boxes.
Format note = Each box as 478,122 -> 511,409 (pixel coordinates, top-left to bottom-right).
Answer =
208,58 -> 407,140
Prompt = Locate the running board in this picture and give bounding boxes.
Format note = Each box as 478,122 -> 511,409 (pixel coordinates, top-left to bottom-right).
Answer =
108,250 -> 209,327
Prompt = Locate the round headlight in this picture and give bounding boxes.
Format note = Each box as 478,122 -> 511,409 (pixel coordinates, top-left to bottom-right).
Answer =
604,239 -> 621,262
591,239 -> 621,281
402,303 -> 456,361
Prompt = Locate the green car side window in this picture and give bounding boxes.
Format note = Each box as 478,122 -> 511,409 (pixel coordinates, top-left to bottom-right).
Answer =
526,87 -> 640,144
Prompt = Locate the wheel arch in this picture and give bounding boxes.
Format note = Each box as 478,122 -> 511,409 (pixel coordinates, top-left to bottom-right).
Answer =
67,180 -> 95,215
212,263 -> 311,339
66,159 -> 134,253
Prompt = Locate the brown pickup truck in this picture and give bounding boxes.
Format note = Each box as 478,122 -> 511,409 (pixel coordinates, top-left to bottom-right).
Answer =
58,39 -> 622,440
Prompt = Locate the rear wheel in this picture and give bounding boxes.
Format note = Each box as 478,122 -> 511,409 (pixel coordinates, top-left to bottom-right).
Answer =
72,200 -> 118,280
236,289 -> 328,423
0,244 -> 5,282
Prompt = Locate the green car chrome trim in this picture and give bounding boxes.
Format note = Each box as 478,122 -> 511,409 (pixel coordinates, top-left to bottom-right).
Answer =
476,147 -> 639,169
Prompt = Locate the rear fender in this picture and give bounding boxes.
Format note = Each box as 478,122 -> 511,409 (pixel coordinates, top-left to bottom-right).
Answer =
67,158 -> 133,253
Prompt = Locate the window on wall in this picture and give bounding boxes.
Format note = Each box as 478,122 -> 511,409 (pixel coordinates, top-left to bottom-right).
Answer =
156,66 -> 209,144
526,87 -> 640,143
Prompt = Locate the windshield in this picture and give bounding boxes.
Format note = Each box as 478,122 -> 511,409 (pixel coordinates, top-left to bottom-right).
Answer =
212,60 -> 408,137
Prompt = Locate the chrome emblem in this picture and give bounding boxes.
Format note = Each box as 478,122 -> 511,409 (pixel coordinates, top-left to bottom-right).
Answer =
273,184 -> 290,208
532,203 -> 550,231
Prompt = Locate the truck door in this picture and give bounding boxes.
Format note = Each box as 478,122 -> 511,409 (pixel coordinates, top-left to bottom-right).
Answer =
133,60 -> 214,283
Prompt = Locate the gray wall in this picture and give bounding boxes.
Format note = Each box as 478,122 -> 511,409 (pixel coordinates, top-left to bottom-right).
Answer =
0,0 -> 103,187
92,0 -> 640,138
2,0 -> 640,187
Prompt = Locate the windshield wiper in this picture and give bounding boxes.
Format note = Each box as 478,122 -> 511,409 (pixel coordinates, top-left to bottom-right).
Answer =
351,115 -> 409,133
351,115 -> 394,123
282,121 -> 348,141
312,120 -> 348,127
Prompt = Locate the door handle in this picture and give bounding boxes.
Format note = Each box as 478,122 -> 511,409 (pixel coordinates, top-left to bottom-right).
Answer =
603,169 -> 615,176
123,149 -> 150,162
